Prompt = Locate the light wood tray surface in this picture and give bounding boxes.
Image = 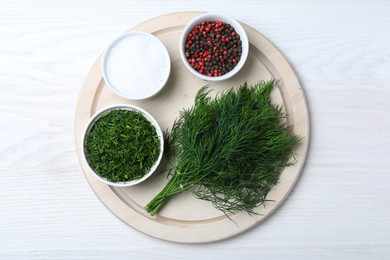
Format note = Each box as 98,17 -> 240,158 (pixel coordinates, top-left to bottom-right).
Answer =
74,12 -> 310,243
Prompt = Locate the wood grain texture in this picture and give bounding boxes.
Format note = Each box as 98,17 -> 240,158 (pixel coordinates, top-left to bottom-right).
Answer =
1,0 -> 390,259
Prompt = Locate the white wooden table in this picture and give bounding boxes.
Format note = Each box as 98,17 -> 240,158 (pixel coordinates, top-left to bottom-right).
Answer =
1,1 -> 389,259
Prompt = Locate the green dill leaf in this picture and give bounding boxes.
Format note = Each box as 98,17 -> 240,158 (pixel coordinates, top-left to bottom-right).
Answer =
84,109 -> 160,183
144,80 -> 301,216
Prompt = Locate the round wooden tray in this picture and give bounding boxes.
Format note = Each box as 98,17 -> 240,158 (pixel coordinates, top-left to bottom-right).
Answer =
74,12 -> 309,243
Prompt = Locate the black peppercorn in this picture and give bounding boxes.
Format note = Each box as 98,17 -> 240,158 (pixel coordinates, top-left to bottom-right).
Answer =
184,20 -> 243,77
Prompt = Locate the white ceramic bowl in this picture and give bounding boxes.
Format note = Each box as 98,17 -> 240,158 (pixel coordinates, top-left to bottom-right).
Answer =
81,104 -> 164,187
179,13 -> 249,81
102,31 -> 171,100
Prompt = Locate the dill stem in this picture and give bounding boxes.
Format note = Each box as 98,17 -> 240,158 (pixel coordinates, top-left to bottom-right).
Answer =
145,172 -> 188,216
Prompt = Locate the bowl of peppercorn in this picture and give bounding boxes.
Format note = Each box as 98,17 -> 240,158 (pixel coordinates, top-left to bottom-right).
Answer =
180,13 -> 249,81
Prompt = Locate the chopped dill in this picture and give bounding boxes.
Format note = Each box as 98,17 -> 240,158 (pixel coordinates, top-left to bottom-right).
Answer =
84,109 -> 160,183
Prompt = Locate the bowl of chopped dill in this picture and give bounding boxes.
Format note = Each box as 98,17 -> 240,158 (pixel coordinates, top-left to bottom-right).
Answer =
81,104 -> 164,187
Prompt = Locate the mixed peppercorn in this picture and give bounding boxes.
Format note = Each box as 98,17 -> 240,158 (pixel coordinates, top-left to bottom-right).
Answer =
184,20 -> 242,77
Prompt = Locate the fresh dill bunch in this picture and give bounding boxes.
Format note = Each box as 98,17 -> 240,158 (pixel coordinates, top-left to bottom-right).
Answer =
145,80 -> 301,216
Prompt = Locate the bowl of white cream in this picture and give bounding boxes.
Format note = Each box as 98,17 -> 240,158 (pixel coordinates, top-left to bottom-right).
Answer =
102,31 -> 171,100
